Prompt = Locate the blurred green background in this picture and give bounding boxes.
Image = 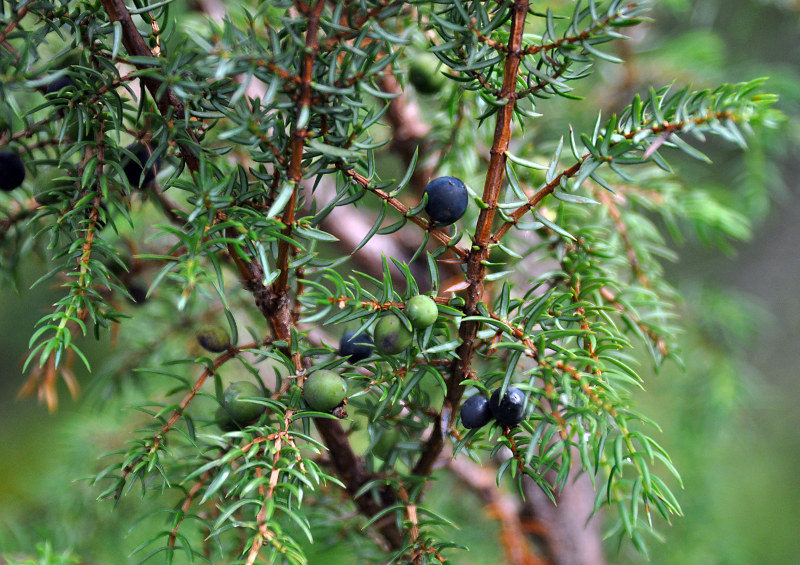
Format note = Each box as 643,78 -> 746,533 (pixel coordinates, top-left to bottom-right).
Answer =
1,1 -> 799,563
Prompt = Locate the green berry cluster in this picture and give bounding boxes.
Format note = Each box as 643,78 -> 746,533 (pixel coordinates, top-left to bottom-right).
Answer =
337,294 -> 439,361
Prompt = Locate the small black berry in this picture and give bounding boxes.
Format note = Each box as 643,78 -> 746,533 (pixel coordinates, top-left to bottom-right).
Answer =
126,280 -> 149,305
122,143 -> 156,189
489,386 -> 526,428
0,150 -> 26,192
339,331 -> 373,362
460,394 -> 492,429
423,176 -> 468,226
46,75 -> 76,96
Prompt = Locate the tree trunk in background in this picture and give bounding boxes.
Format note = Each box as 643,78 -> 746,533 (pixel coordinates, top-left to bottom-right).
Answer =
521,466 -> 607,565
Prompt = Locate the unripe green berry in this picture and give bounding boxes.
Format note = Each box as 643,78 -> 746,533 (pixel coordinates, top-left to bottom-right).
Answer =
372,427 -> 402,460
374,313 -> 413,355
33,167 -> 70,205
197,325 -> 231,353
303,370 -> 347,412
222,381 -> 264,424
404,295 -> 438,329
215,406 -> 240,432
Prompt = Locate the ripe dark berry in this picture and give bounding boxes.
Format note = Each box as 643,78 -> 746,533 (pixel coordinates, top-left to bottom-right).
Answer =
423,176 -> 468,226
408,55 -> 446,95
489,386 -> 526,428
374,313 -> 413,355
196,325 -> 231,353
339,331 -> 372,362
303,370 -> 347,412
0,150 -> 25,192
126,280 -> 148,305
46,75 -> 76,96
221,381 -> 264,425
122,143 -> 156,189
460,394 -> 492,429
47,75 -> 76,94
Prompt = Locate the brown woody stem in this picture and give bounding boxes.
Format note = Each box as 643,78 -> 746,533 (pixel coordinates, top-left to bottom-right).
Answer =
413,0 -> 530,476
99,0 -> 199,171
227,1 -> 406,552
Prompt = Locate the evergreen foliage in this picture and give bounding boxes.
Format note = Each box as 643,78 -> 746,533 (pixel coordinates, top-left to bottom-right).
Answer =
0,1 -> 780,563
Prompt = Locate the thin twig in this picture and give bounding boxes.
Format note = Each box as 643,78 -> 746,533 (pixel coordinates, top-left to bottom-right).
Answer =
342,167 -> 469,259
0,3 -> 29,45
99,0 -> 200,171
490,109 -> 737,245
168,469 -> 213,549
449,456 -> 549,565
414,0 -> 531,477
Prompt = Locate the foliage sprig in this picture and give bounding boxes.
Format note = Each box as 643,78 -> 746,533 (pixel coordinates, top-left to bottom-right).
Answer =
0,0 -> 778,562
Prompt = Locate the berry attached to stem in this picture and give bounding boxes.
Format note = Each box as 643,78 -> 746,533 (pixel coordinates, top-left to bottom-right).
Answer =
126,280 -> 149,305
122,143 -> 156,189
404,295 -> 438,329
460,394 -> 492,429
222,381 -> 265,424
423,176 -> 468,226
45,75 -> 76,96
489,387 -> 526,428
374,313 -> 413,355
0,150 -> 25,192
339,331 -> 373,362
196,325 -> 231,353
303,370 -> 347,412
